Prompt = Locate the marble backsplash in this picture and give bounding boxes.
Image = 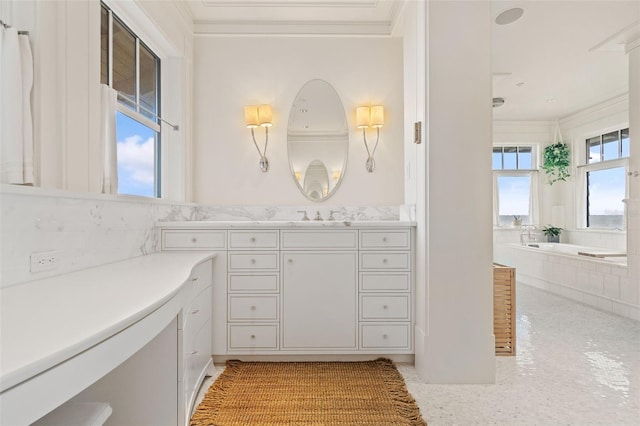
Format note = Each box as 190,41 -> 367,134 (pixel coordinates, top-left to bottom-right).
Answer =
1,185 -> 412,288
157,204 -> 409,222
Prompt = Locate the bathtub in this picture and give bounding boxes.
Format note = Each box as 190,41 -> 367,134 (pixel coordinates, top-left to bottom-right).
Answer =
494,242 -> 636,320
520,243 -> 627,264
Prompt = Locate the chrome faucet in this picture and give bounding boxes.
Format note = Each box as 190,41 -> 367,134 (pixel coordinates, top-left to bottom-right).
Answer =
328,210 -> 339,221
314,211 -> 323,221
520,225 -> 537,245
297,210 -> 310,221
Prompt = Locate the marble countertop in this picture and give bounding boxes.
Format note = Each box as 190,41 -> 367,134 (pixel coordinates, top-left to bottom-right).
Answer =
0,252 -> 216,393
157,220 -> 416,228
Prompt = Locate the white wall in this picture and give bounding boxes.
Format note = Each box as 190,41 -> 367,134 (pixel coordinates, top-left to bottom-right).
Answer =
192,36 -> 404,206
423,0 -> 495,383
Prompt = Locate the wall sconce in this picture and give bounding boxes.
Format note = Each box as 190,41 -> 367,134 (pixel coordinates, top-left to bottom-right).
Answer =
244,104 -> 273,172
356,105 -> 384,172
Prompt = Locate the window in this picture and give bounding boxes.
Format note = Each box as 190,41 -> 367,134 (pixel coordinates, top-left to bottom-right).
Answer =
492,145 -> 538,226
582,128 -> 629,228
101,3 -> 161,197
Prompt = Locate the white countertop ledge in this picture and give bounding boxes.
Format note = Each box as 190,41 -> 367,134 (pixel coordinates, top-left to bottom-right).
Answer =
157,220 -> 416,228
0,252 -> 216,393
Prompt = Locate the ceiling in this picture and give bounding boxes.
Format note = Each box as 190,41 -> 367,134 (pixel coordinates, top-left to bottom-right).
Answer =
182,0 -> 640,121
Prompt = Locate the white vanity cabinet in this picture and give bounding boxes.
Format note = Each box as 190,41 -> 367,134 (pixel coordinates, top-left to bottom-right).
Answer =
358,230 -> 412,351
180,260 -> 213,424
227,230 -> 280,352
160,224 -> 414,358
281,230 -> 358,350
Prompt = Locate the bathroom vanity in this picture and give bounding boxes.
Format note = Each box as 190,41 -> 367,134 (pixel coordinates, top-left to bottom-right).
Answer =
160,222 -> 415,359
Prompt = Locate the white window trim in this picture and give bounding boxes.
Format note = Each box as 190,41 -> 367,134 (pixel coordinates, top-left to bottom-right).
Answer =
576,158 -> 629,229
493,169 -> 540,228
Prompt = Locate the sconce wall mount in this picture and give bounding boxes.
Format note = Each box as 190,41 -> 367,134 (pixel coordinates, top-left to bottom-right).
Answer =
356,105 -> 384,172
244,104 -> 273,172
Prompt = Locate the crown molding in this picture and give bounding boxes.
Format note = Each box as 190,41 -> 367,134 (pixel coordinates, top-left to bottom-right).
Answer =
193,19 -> 393,36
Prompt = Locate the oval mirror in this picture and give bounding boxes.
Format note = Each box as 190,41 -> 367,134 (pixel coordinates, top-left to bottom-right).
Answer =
288,79 -> 348,202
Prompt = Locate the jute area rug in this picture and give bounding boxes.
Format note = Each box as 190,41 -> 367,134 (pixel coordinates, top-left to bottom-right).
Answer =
190,358 -> 426,426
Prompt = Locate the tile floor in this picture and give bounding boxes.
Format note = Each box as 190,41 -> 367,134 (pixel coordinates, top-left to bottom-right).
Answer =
196,284 -> 640,425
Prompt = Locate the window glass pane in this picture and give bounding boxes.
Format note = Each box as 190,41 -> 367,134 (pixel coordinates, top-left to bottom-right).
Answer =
602,130 -> 619,161
117,112 -> 157,197
139,43 -> 158,120
100,7 -> 109,86
587,167 -> 625,228
621,128 -> 630,158
503,147 -> 517,169
497,175 -> 531,226
518,146 -> 532,169
112,18 -> 136,108
492,147 -> 502,170
587,136 -> 601,163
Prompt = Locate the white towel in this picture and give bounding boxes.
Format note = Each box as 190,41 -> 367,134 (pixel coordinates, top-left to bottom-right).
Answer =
100,84 -> 118,194
0,28 -> 33,184
0,27 -> 25,184
19,33 -> 33,184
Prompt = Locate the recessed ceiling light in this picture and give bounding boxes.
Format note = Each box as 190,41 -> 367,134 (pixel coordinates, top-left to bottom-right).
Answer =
495,8 -> 524,25
516,82 -> 525,87
492,97 -> 505,108
546,98 -> 557,103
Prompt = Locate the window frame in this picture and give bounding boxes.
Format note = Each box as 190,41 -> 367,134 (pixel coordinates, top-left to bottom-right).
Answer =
492,144 -> 540,227
577,127 -> 630,230
101,2 -> 162,198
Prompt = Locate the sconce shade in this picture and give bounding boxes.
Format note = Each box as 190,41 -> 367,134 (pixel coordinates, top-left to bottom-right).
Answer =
356,106 -> 370,129
244,105 -> 259,128
370,105 -> 384,128
259,104 -> 273,127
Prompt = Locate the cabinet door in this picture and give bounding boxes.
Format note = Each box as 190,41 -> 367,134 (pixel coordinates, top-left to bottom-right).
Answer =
282,252 -> 357,349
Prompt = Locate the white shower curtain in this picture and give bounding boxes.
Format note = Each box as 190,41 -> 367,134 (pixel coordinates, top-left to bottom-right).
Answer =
100,84 -> 118,194
0,27 -> 33,184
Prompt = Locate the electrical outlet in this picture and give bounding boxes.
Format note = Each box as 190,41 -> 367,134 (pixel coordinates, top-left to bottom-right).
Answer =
30,251 -> 59,273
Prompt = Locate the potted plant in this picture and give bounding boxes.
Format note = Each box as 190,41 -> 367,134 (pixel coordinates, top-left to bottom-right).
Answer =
542,142 -> 571,185
542,225 -> 563,243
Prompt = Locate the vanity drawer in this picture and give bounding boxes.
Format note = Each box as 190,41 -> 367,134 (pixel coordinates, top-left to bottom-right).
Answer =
229,230 -> 279,250
360,230 -> 410,250
229,273 -> 279,292
281,230 -> 357,250
361,295 -> 410,320
189,260 -> 213,297
360,273 -> 410,292
228,252 -> 279,271
229,324 -> 279,349
184,287 -> 212,333
162,230 -> 226,250
229,296 -> 278,321
360,324 -> 410,349
360,253 -> 410,270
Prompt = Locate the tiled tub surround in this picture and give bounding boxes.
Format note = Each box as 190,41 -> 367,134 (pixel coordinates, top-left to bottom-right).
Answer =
495,243 -> 639,321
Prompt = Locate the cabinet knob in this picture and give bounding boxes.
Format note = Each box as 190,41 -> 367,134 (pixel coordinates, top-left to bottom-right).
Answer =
250,306 -> 256,311
383,334 -> 388,339
288,258 -> 293,263
191,237 -> 197,243
190,350 -> 198,355
382,258 -> 388,264
383,305 -> 388,309
251,258 -> 256,264
250,237 -> 256,243
191,277 -> 200,282
382,237 -> 388,242
191,309 -> 200,314
250,334 -> 256,339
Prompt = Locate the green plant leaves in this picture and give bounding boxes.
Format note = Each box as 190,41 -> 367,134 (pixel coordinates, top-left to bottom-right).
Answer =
542,142 -> 570,185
